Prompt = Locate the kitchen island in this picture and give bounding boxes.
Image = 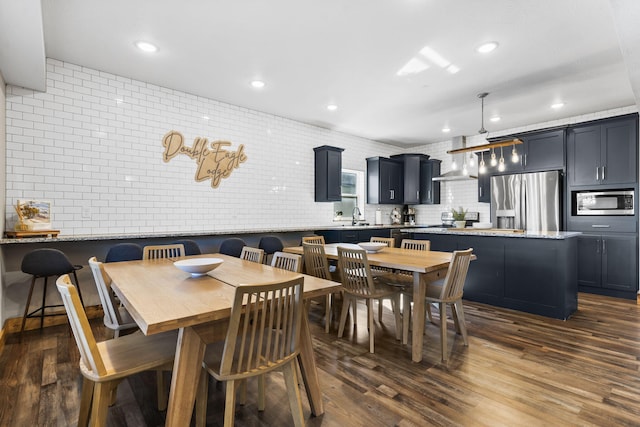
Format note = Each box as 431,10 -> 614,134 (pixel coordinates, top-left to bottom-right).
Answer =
404,228 -> 581,319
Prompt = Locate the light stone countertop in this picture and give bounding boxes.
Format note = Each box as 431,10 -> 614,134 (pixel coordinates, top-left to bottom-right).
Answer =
405,228 -> 582,239
0,224 -> 422,245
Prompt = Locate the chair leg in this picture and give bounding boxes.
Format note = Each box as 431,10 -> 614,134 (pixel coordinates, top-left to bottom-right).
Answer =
402,294 -> 411,345
378,299 -> 383,322
78,377 -> 93,427
258,375 -> 266,411
338,297 -> 351,338
453,300 -> 469,346
91,381 -> 112,427
238,379 -> 247,405
324,294 -> 331,333
439,302 -> 448,362
282,361 -> 305,427
156,370 -> 167,411
367,299 -> 375,353
223,380 -> 237,427
195,369 -> 208,427
40,277 -> 48,329
392,295 -> 402,341
20,276 -> 37,336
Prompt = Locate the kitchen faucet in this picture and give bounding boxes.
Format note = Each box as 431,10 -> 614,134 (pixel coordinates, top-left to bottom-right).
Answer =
352,207 -> 362,225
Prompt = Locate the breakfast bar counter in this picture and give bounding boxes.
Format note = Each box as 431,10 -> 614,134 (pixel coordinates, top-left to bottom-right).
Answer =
407,229 -> 580,319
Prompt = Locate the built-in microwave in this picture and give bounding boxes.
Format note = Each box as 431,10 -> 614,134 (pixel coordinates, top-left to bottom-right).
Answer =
574,190 -> 635,216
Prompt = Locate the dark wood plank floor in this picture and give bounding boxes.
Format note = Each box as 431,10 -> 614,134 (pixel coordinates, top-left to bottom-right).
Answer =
1,292 -> 639,426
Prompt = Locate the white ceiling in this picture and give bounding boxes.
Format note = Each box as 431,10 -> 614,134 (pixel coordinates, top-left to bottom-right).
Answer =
2,0 -> 639,146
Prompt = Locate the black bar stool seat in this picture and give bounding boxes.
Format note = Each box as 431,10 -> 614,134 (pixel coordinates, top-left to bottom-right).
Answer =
258,236 -> 284,264
20,248 -> 84,334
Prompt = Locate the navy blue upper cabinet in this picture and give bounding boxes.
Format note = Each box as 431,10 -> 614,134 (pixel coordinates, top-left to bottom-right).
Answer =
567,114 -> 638,187
391,154 -> 431,205
420,159 -> 441,204
314,146 -> 344,202
520,129 -> 565,171
367,157 -> 403,204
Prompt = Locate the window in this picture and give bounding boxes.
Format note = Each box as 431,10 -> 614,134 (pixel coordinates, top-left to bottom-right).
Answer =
333,169 -> 365,221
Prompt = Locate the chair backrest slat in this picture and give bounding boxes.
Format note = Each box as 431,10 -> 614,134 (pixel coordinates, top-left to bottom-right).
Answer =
401,239 -> 430,251
219,278 -> 304,378
143,244 -> 185,260
439,248 -> 473,301
56,274 -> 107,376
271,251 -> 302,272
240,247 -> 265,264
337,247 -> 375,296
302,243 -> 332,280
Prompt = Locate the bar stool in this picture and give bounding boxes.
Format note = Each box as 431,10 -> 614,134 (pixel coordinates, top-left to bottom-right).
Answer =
258,236 -> 284,264
219,238 -> 247,258
105,243 -> 143,263
20,248 -> 84,334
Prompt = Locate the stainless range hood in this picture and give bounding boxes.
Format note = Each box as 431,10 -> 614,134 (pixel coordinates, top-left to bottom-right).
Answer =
432,136 -> 477,181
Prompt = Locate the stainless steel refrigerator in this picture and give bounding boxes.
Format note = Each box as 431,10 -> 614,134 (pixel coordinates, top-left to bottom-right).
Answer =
490,171 -> 562,231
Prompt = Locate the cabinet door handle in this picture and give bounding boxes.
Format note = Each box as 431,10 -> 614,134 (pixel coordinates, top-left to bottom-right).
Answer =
591,224 -> 611,228
479,187 -> 483,197
602,239 -> 606,254
524,154 -> 527,167
602,166 -> 605,181
596,239 -> 600,254
596,167 -> 600,181
390,189 -> 394,200
417,190 -> 419,200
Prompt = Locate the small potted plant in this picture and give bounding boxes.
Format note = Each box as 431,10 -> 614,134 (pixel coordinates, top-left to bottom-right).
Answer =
451,206 -> 467,228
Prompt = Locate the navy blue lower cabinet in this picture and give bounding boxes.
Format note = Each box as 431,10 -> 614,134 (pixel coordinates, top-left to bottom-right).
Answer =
414,232 -> 578,319
315,228 -> 390,244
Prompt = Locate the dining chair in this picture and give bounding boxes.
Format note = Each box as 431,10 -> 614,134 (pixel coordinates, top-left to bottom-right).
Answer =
195,277 -> 305,427
301,235 -> 325,245
401,239 -> 430,251
239,246 -> 265,264
271,251 -> 302,273
55,274 -> 177,426
219,238 -> 247,258
104,243 -> 143,263
370,236 -> 395,247
405,248 -> 473,361
369,236 -> 396,321
172,239 -> 202,256
337,246 -> 402,353
20,248 -> 84,336
258,236 -> 284,264
143,244 -> 185,260
88,257 -> 138,338
302,242 -> 339,333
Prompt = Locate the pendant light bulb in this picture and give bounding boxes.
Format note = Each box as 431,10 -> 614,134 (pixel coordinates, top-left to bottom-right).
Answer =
490,148 -> 497,166
498,147 -> 505,171
462,160 -> 468,175
511,145 -> 519,163
479,151 -> 486,174
468,153 -> 475,167
451,158 -> 458,170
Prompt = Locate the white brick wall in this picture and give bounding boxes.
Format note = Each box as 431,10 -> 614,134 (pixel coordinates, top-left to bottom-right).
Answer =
5,59 -> 401,235
5,59 -> 637,235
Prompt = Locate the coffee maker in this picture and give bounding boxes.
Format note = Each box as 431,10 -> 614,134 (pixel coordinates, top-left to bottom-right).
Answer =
403,205 -> 416,226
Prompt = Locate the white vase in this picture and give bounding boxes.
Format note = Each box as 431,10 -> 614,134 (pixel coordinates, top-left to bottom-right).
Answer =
454,220 -> 466,229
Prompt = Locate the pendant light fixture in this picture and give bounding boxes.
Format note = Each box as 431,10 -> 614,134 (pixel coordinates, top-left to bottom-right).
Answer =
479,151 -> 486,174
511,143 -> 520,163
498,146 -> 506,171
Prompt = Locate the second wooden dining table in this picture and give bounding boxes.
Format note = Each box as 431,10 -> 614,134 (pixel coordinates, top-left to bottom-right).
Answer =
104,253 -> 341,426
284,243 -> 467,363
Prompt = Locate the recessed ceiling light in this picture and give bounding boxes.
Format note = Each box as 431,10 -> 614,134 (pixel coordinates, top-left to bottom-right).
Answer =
327,104 -> 338,111
477,42 -> 499,54
202,115 -> 210,120
490,116 -> 501,122
135,41 -> 158,53
251,80 -> 265,89
446,65 -> 460,74
551,102 -> 565,109
442,127 -> 451,133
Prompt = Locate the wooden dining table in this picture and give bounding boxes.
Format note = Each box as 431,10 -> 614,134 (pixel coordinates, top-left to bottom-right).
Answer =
284,243 -> 472,363
104,253 -> 341,426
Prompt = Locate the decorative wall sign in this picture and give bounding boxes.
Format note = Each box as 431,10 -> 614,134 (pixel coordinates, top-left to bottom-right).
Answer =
162,130 -> 247,188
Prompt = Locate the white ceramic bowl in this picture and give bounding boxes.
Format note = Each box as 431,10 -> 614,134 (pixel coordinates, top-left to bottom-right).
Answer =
472,222 -> 493,229
174,257 -> 224,276
357,242 -> 387,253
